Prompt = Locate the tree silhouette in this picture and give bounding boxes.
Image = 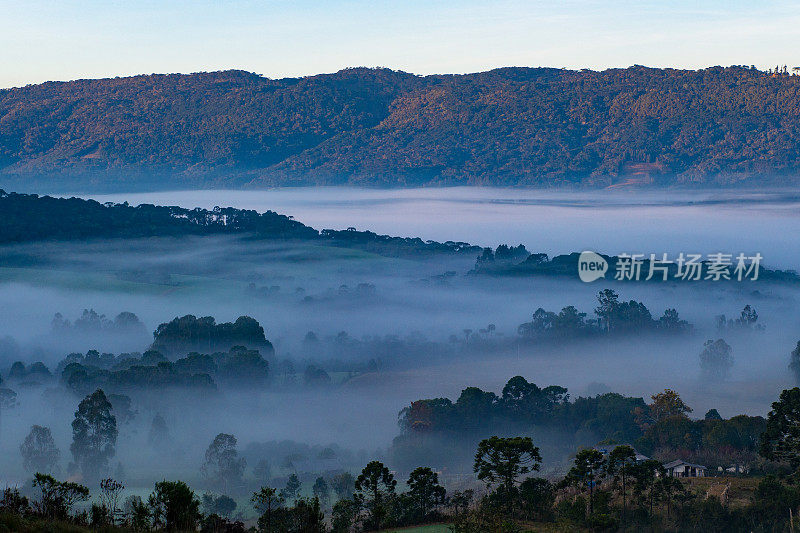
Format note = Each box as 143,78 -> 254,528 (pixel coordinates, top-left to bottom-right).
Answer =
407,467 -> 446,521
474,436 -> 541,513
20,425 -> 60,475
70,389 -> 117,480
567,448 -> 606,515
607,445 -> 636,519
355,460 -> 397,530
202,433 -> 245,492
761,387 -> 800,474
147,480 -> 200,531
251,486 -> 284,533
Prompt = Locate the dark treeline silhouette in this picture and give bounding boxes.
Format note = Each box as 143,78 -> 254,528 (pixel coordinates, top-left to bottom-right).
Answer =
4,66 -> 800,188
150,315 -> 271,356
4,384 -> 800,531
0,190 -> 477,257
51,309 -> 147,337
4,383 -> 800,533
58,345 -> 272,395
2,295 -> 768,408
474,246 -> 800,284
0,190 -> 315,242
393,377 -> 766,476
516,289 -> 692,339
1,294 -> 755,404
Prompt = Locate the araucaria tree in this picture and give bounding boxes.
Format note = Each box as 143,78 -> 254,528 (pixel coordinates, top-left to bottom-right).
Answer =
407,466 -> 446,521
474,435 -> 541,513
355,460 -> 397,531
607,445 -> 636,519
70,389 -> 117,480
251,486 -> 284,532
20,425 -> 60,474
567,448 -> 607,515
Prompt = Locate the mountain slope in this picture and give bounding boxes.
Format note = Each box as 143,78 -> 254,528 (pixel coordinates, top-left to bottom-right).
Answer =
2,66 -> 800,190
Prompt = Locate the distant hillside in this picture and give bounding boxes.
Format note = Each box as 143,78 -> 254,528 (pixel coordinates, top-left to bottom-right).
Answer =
2,66 -> 800,190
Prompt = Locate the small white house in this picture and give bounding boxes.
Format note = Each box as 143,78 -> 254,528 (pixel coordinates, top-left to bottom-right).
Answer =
720,464 -> 750,475
663,460 -> 706,478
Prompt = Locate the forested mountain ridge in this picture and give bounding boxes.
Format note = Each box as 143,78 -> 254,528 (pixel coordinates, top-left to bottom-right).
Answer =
3,65 -> 800,190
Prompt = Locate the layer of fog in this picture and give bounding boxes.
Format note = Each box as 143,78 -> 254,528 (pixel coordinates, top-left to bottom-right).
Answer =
1,239 -> 797,478
1,187 -> 800,490
80,187 -> 800,268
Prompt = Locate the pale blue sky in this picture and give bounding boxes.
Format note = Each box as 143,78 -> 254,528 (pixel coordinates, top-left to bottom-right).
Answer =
1,0 -> 799,88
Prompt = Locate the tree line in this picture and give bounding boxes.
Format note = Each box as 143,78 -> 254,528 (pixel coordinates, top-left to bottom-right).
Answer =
474,246 -> 800,284
0,190 -> 478,257
6,413 -> 800,532
394,378 -> 768,475
516,288 -> 693,339
7,384 -> 800,531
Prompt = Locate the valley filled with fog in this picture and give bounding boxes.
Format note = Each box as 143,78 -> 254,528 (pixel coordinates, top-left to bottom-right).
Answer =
1,186 -> 799,504
83,187 -> 800,267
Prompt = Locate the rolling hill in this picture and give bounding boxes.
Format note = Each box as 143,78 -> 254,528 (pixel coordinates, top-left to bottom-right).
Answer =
2,65 -> 800,190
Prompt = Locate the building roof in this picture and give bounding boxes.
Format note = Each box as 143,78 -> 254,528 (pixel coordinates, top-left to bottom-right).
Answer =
663,459 -> 706,469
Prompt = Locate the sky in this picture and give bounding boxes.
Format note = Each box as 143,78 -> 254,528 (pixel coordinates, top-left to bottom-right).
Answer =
1,0 -> 799,88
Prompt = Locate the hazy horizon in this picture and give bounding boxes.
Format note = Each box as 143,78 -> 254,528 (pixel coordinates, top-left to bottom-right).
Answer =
3,0 -> 800,89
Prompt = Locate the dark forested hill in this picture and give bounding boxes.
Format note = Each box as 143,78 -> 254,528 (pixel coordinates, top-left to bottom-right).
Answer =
0,189 -> 476,256
3,65 -> 800,190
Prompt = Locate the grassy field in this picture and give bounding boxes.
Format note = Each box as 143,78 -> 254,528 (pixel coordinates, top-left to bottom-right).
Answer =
681,475 -> 762,507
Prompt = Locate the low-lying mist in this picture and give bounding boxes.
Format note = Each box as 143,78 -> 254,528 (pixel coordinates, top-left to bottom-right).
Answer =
1,188 -> 799,501
82,187 -> 800,268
